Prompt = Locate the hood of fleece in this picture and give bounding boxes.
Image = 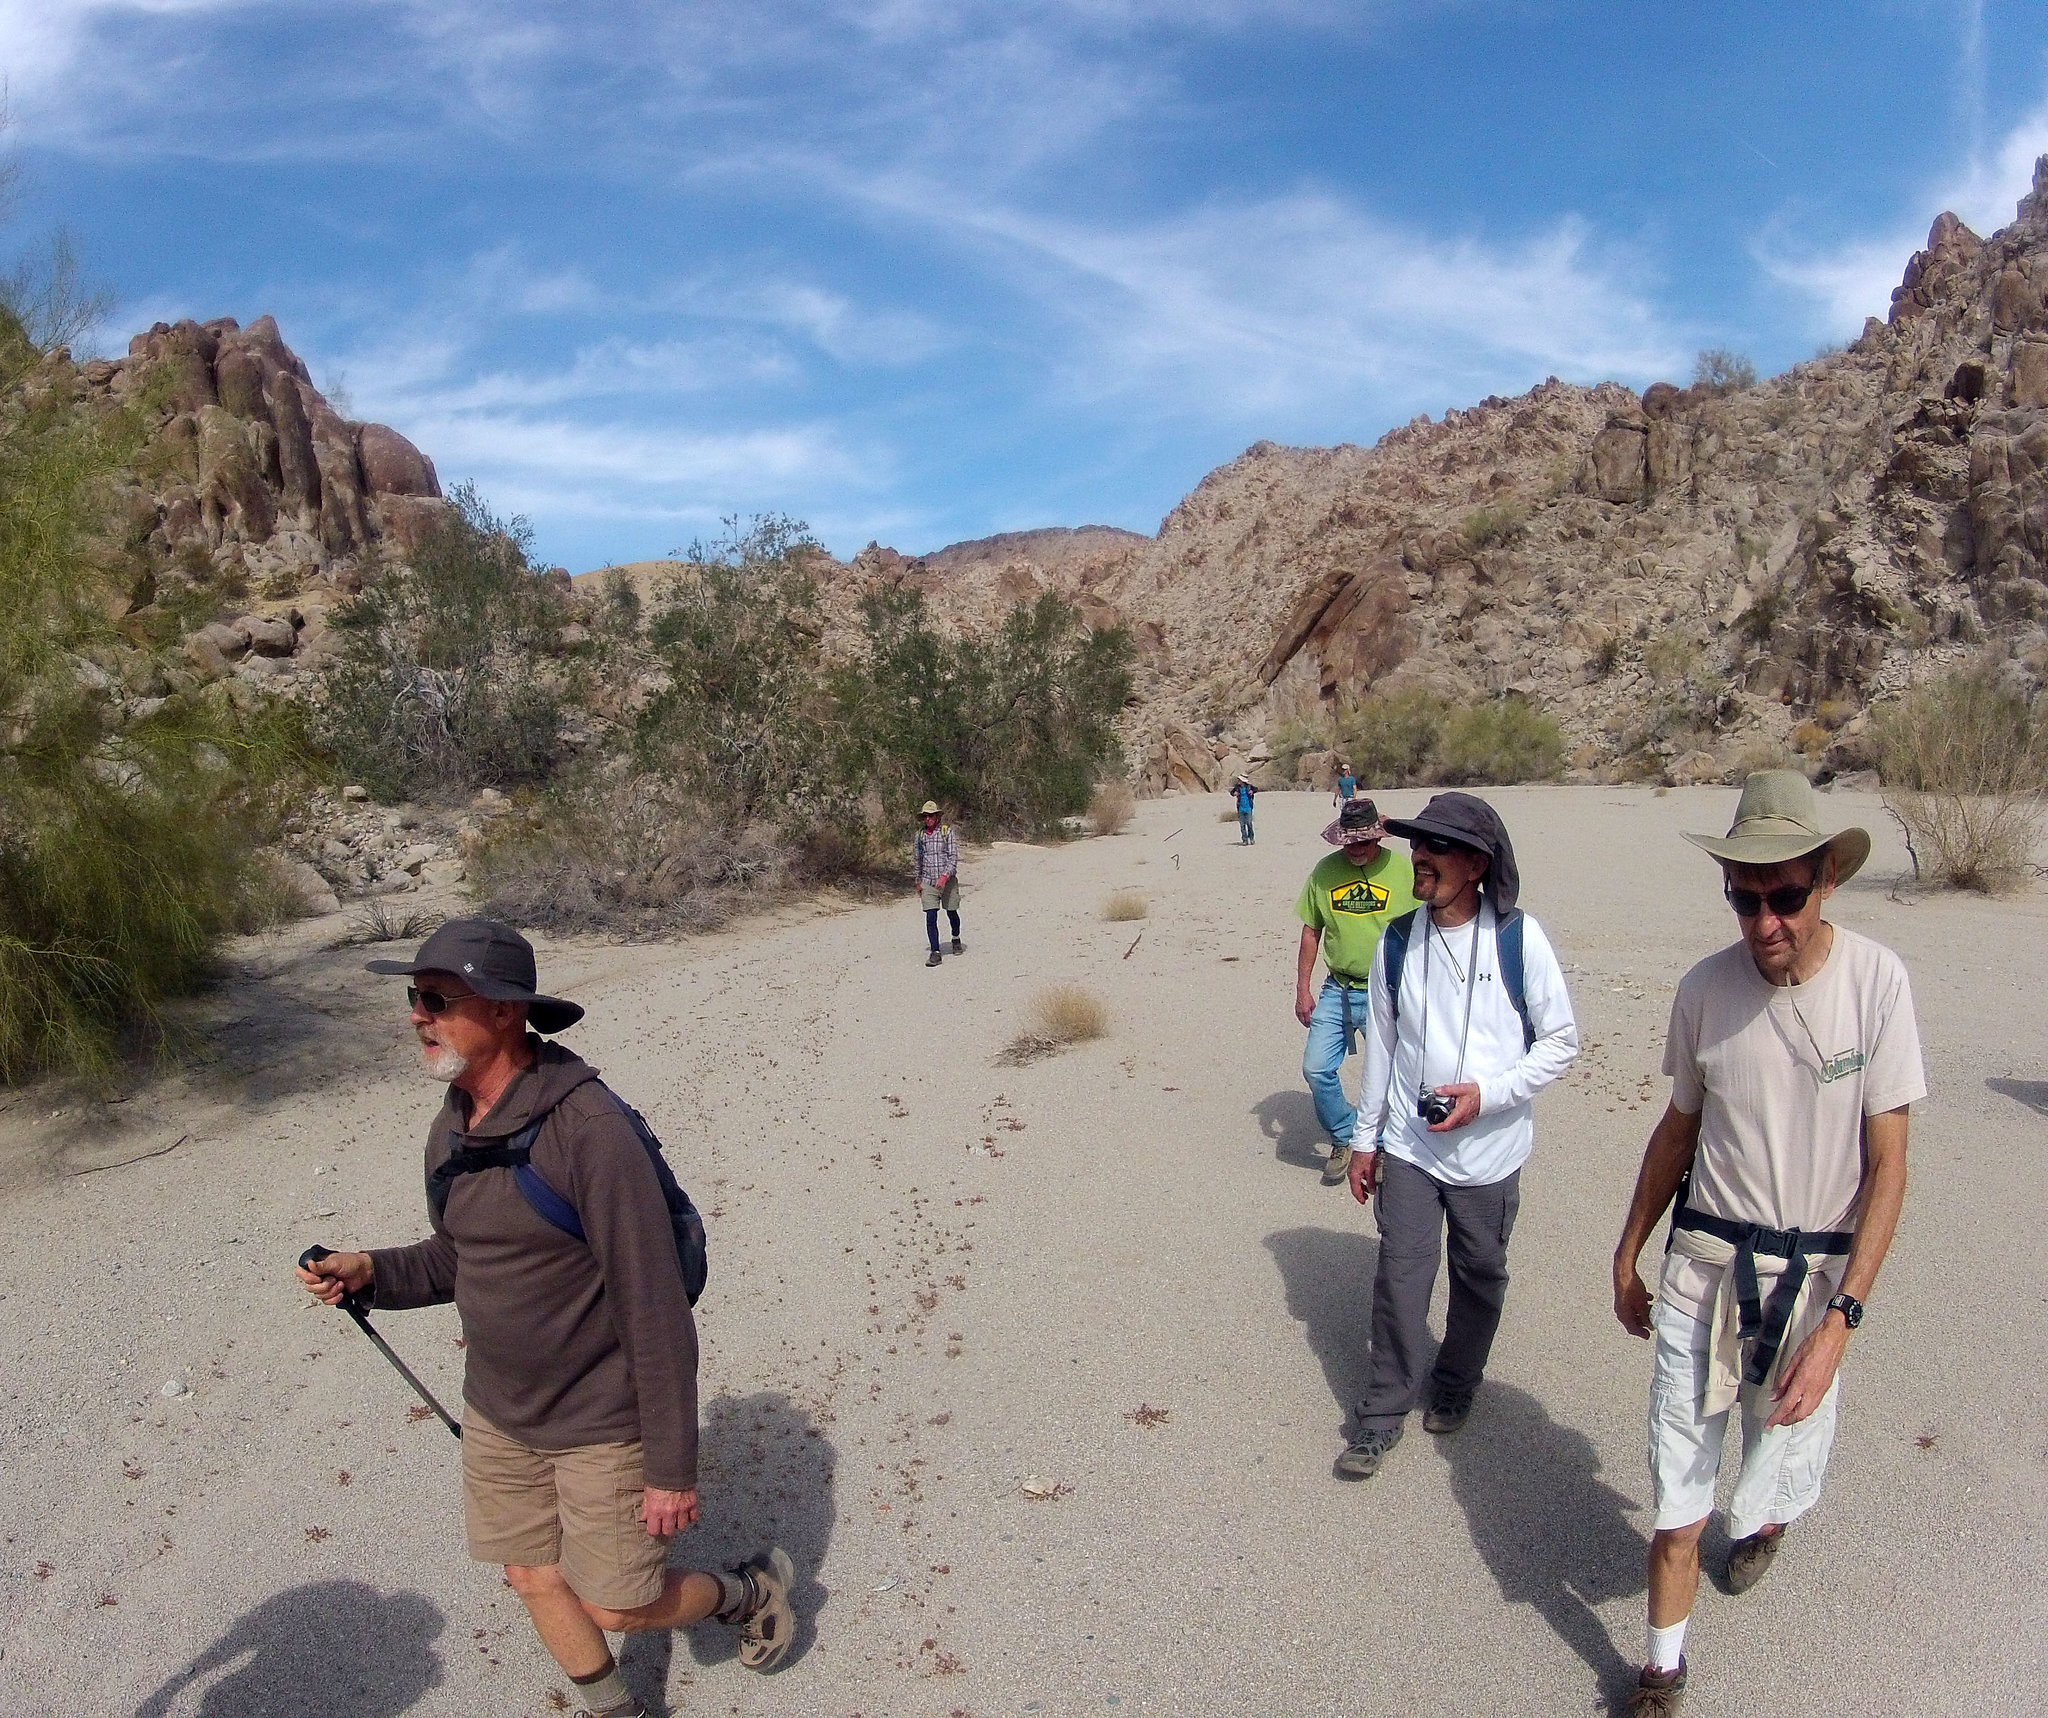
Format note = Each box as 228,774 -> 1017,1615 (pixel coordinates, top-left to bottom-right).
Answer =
449,1035 -> 602,1140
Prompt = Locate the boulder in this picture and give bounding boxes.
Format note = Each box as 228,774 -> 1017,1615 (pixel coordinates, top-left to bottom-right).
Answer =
213,343 -> 273,424
357,423 -> 441,498
267,371 -> 322,522
376,493 -> 454,555
183,631 -> 232,681
196,620 -> 251,660
195,406 -> 275,543
1647,417 -> 1694,492
1669,750 -> 1721,787
1588,420 -> 1649,502
239,614 -> 299,657
307,400 -> 369,553
2013,341 -> 2048,411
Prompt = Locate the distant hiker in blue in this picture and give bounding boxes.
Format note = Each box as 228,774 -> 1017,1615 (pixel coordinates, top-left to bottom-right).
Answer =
1232,774 -> 1258,844
1333,761 -> 1357,806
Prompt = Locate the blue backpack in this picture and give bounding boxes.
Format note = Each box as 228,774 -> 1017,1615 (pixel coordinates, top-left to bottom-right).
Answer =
428,1083 -> 708,1305
1379,907 -> 1534,1051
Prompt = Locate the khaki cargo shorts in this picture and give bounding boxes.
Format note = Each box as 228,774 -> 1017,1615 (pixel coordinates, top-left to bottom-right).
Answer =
919,876 -> 960,911
461,1407 -> 671,1609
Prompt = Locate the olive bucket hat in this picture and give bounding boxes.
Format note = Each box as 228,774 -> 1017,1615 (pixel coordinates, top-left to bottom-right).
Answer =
366,917 -> 585,1034
1682,769 -> 1870,884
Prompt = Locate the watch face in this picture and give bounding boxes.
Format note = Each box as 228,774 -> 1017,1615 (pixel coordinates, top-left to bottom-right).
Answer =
1831,1294 -> 1863,1328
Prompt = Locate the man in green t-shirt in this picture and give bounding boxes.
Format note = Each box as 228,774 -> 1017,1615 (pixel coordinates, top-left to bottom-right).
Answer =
1295,797 -> 1418,1185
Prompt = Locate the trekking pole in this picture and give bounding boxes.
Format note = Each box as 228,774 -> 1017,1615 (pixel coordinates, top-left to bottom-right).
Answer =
298,1244 -> 463,1439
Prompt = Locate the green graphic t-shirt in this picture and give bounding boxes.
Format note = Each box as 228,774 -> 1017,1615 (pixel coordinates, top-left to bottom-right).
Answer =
1295,847 -> 1418,983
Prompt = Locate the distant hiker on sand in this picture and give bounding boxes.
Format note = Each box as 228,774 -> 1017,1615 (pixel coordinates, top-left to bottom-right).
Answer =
1232,773 -> 1258,844
1294,797 -> 1417,1186
1610,774 -> 1922,1717
1335,793 -> 1578,1480
295,919 -> 792,1718
1333,761 -> 1357,806
916,800 -> 962,966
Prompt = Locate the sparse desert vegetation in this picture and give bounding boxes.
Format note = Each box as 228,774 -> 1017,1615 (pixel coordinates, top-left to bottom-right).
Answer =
1001,983 -> 1108,1063
1086,779 -> 1135,835
1101,889 -> 1147,921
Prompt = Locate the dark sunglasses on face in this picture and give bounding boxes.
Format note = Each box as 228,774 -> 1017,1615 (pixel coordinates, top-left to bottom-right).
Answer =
1413,834 -> 1472,855
407,985 -> 475,1015
1725,880 -> 1815,919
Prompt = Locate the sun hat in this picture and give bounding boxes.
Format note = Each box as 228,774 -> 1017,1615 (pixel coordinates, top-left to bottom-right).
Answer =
1681,770 -> 1870,883
365,917 -> 584,1034
1320,796 -> 1388,848
1384,792 -> 1521,912
920,800 -> 941,815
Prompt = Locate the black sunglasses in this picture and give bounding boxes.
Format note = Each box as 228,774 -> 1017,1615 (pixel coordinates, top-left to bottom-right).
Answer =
1413,833 -> 1475,855
1725,880 -> 1815,919
407,985 -> 477,1015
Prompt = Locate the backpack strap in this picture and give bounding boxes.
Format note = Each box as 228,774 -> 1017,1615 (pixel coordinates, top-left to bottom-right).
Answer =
1380,909 -> 1420,1024
1496,907 -> 1534,1052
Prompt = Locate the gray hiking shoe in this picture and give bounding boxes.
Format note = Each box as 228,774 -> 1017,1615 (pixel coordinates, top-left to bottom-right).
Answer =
1727,1525 -> 1784,1594
1423,1391 -> 1473,1435
1333,1425 -> 1402,1480
1321,1142 -> 1352,1185
950,937 -> 964,954
1621,1661 -> 1686,1716
926,951 -> 942,967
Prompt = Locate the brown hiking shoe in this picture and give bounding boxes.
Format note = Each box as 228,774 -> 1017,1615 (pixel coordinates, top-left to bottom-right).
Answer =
1621,1660 -> 1686,1715
1321,1142 -> 1352,1185
1727,1524 -> 1784,1594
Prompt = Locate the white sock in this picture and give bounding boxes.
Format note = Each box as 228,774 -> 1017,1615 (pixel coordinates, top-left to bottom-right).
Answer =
1647,1617 -> 1688,1673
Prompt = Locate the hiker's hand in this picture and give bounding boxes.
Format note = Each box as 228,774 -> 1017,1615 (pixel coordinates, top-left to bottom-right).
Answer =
297,1250 -> 373,1305
1294,985 -> 1314,1028
1765,1319 -> 1847,1429
641,1486 -> 699,1536
1425,1083 -> 1482,1131
1350,1147 -> 1381,1203
1613,1263 -> 1654,1339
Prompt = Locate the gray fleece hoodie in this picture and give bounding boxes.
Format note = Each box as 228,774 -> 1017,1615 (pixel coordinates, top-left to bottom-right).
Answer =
367,1038 -> 700,1490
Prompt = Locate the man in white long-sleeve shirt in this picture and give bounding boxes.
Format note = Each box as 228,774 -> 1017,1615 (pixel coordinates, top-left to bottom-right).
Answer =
1334,792 -> 1579,1481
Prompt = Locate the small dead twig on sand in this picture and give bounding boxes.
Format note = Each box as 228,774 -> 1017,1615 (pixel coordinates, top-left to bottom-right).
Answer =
1162,828 -> 1183,843
69,1134 -> 189,1176
1122,932 -> 1143,960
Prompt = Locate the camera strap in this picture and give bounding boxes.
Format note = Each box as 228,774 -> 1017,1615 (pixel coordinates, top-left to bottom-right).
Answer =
1419,909 -> 1484,1088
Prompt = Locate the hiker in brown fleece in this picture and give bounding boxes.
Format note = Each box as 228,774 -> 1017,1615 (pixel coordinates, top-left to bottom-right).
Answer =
295,918 -> 792,1718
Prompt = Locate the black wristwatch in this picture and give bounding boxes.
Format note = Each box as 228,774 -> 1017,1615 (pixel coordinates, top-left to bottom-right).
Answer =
1827,1292 -> 1864,1330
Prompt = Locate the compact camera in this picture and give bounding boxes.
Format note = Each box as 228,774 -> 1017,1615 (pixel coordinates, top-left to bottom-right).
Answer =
1416,1088 -> 1456,1127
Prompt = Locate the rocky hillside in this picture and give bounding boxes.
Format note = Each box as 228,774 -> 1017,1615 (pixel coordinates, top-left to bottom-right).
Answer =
850,156 -> 2048,795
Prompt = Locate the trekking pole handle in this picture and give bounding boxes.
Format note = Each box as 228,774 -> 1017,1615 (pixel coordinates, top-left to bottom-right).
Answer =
298,1243 -> 367,1316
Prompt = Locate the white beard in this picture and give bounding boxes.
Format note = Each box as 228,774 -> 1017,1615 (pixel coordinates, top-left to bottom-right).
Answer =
421,1044 -> 470,1083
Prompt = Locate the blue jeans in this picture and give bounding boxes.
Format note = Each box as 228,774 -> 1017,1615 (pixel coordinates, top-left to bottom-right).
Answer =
1238,809 -> 1254,843
1303,976 -> 1366,1144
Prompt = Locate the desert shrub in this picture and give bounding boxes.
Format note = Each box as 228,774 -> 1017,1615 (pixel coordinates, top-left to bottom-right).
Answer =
1873,667 -> 2046,891
1086,778 -> 1135,836
1101,889 -> 1147,921
1003,983 -> 1108,1061
1266,712 -> 1334,778
1734,582 -> 1784,646
0,306 -> 306,1081
1333,688 -> 1450,788
318,484 -> 571,800
1694,348 -> 1758,394
1643,632 -> 1702,685
1590,633 -> 1624,676
1460,503 -> 1526,551
1433,699 -> 1567,785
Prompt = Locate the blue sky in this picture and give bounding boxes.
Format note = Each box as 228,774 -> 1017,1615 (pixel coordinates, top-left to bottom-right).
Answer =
6,1 -> 2048,570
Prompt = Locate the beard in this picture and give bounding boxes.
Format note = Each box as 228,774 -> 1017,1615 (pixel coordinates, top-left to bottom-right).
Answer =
420,1042 -> 470,1082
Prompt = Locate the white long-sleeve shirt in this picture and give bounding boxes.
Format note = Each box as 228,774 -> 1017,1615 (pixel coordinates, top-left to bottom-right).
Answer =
1352,896 -> 1579,1186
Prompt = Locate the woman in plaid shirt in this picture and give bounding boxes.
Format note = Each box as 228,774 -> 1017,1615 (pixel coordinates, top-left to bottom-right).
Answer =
914,800 -> 963,967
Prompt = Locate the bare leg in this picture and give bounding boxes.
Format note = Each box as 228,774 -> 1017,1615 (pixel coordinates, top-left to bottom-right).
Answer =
583,1569 -> 724,1635
1646,1520 -> 1706,1628
507,1564 -> 724,1678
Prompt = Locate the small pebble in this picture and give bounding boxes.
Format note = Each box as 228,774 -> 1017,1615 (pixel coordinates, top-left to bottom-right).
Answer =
161,1379 -> 189,1398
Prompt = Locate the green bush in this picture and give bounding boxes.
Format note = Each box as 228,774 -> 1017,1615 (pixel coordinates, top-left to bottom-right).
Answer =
317,484 -> 570,799
1332,688 -> 1450,787
1459,503 -> 1526,552
1432,699 -> 1567,785
1693,348 -> 1758,394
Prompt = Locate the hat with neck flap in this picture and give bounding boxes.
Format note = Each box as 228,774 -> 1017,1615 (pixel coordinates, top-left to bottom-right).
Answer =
1383,792 -> 1521,912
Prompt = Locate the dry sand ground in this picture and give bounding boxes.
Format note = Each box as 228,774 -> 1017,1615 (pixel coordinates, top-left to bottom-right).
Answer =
1,787 -> 2043,1718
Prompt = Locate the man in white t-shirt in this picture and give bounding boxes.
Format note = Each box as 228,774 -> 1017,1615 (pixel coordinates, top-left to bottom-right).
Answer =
1611,772 -> 1923,1717
1333,793 -> 1579,1480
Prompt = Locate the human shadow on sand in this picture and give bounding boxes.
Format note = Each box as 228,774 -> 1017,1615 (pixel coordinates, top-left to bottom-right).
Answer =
620,1389 -> 837,1710
1987,1076 -> 2048,1118
1436,1382 -> 1646,1699
134,1580 -> 444,1717
1253,1089 -> 1329,1173
1264,1226 -> 1379,1430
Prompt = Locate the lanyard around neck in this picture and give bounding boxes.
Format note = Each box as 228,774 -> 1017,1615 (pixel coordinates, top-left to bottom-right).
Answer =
1418,908 -> 1484,1086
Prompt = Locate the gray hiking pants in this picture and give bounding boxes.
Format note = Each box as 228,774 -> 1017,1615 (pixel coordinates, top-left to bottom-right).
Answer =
1355,1153 -> 1522,1432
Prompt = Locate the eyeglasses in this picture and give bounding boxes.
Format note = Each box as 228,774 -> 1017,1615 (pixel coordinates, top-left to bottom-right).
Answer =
1725,881 -> 1815,919
407,985 -> 476,1015
1413,834 -> 1472,855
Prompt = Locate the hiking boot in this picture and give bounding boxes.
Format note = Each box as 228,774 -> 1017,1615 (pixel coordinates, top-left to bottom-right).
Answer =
1333,1425 -> 1402,1480
728,1547 -> 795,1671
1423,1391 -> 1473,1435
1621,1660 -> 1686,1716
1727,1525 -> 1784,1594
926,951 -> 942,967
1321,1142 -> 1352,1185
950,937 -> 964,954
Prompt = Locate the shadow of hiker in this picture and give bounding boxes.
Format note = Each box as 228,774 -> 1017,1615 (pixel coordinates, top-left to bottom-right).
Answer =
1253,1088 -> 1327,1172
1264,1226 -> 1378,1432
134,1580 -> 443,1717
1436,1382 -> 1645,1700
1987,1076 -> 2048,1118
622,1390 -> 837,1707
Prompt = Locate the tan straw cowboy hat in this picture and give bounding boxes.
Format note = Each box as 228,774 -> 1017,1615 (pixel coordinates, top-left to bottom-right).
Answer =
1682,769 -> 1870,883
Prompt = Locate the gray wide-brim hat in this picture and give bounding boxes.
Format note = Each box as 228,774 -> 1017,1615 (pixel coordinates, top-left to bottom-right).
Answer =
1681,769 -> 1870,884
1384,791 -> 1521,912
366,916 -> 585,1034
